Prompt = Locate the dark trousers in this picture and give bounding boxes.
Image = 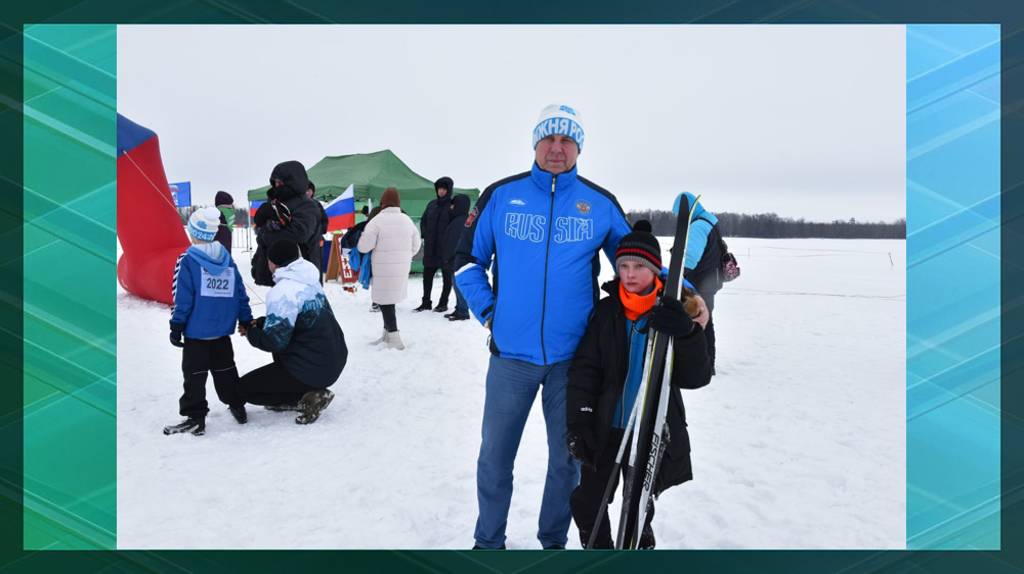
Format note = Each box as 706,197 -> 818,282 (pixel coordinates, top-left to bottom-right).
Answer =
179,337 -> 241,418
380,304 -> 398,332
695,276 -> 720,371
237,362 -> 319,407
421,265 -> 453,306
570,428 -> 656,549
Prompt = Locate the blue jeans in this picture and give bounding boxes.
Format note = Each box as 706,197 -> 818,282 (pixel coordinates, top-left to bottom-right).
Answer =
474,355 -> 580,549
454,283 -> 468,315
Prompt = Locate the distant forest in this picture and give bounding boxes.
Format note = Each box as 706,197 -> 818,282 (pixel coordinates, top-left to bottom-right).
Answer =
626,210 -> 906,239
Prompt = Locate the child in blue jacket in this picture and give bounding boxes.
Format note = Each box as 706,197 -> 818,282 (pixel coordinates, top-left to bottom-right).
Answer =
163,207 -> 254,436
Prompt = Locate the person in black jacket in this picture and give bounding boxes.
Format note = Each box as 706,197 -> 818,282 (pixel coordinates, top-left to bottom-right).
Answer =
213,191 -> 235,252
441,194 -> 471,320
414,176 -> 454,312
307,180 -> 329,236
307,180 -> 329,281
566,221 -> 712,549
250,161 -> 323,286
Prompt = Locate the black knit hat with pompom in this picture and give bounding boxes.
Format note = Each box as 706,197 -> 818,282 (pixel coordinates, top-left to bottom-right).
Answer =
615,220 -> 661,275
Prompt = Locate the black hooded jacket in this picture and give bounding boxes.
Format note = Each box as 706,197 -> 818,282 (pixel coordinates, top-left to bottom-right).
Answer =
420,176 -> 454,267
567,280 -> 712,493
251,161 -> 323,286
442,194 -> 471,270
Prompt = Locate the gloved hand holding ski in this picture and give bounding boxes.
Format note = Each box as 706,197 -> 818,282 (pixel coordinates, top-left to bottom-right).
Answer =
649,298 -> 694,337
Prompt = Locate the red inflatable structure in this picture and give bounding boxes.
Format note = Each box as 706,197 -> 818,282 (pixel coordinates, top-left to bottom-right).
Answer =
117,114 -> 191,305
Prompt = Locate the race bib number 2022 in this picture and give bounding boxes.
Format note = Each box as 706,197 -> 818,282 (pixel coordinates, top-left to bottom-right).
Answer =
200,268 -> 235,298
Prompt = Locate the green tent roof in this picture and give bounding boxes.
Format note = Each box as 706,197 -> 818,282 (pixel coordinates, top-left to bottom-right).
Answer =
247,149 -> 479,205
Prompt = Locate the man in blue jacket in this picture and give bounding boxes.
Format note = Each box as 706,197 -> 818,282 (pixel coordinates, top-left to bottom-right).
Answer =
455,104 -> 631,549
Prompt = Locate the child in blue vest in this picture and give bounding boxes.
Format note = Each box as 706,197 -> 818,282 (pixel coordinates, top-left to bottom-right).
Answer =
163,207 -> 254,436
566,220 -> 712,548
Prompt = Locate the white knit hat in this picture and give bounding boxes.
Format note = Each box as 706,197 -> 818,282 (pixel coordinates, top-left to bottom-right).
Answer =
187,206 -> 221,242
532,103 -> 585,151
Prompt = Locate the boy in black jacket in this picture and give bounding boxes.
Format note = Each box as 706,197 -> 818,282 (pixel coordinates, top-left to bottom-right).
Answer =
566,220 -> 712,549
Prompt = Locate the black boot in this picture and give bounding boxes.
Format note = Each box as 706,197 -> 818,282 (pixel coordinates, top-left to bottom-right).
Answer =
433,303 -> 448,313
639,523 -> 656,549
412,300 -> 432,312
163,417 -> 205,436
296,389 -> 335,425
448,313 -> 470,321
229,405 -> 247,424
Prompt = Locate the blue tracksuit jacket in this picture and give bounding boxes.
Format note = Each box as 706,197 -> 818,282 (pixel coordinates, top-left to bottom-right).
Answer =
454,163 -> 631,366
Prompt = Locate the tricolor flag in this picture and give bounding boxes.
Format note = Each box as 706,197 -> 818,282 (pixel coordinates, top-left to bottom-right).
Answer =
324,184 -> 355,231
249,198 -> 265,223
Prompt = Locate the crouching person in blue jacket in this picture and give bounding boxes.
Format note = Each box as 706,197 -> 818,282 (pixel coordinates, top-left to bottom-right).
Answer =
163,207 -> 253,437
239,240 -> 348,425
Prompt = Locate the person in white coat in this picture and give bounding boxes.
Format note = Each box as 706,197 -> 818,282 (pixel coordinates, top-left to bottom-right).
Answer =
357,187 -> 421,349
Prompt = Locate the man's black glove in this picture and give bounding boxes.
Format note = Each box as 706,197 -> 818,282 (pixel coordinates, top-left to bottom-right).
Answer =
169,322 -> 185,348
567,425 -> 599,471
648,298 -> 694,338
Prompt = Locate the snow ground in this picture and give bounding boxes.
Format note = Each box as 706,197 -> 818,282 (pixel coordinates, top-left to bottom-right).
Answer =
117,236 -> 906,549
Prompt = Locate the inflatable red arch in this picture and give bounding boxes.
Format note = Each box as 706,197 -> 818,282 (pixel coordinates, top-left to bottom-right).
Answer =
117,114 -> 191,305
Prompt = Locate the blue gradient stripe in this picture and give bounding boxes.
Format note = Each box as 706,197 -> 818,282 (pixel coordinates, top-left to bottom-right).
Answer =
906,24 -> 1000,550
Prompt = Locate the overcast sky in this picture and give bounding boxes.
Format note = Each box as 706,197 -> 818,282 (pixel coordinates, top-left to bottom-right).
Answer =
118,25 -> 905,222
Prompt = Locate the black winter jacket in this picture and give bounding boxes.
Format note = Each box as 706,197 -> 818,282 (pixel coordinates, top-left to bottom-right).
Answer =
441,194 -> 470,270
420,190 -> 453,267
252,192 -> 323,285
567,280 -> 712,493
214,191 -> 234,252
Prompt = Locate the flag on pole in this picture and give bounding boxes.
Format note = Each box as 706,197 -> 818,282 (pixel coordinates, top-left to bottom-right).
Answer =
249,199 -> 265,223
324,184 -> 355,231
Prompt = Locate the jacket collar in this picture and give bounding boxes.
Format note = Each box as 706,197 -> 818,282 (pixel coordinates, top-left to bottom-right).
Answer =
530,162 -> 578,194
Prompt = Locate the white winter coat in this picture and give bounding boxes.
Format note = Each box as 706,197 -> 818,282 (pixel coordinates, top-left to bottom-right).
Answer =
357,207 -> 421,305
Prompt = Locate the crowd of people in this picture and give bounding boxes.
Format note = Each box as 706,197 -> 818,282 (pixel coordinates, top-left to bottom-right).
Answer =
160,102 -> 733,551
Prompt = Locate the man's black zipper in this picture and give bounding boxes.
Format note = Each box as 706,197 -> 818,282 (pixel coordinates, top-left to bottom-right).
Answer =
539,175 -> 556,365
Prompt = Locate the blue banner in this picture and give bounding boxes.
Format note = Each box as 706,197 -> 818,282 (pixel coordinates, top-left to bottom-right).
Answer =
169,181 -> 191,207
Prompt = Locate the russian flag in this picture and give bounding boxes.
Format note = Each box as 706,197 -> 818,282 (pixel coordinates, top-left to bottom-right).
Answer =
324,184 -> 355,231
249,199 -> 265,223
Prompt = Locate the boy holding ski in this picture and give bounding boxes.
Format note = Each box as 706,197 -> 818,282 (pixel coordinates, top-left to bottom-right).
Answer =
163,207 -> 253,436
566,219 -> 712,549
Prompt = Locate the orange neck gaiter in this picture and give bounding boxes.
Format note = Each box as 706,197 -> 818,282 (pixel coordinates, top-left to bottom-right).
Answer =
619,277 -> 663,322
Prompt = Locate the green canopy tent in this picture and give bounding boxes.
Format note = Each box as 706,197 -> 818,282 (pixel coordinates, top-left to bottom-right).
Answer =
247,149 -> 480,273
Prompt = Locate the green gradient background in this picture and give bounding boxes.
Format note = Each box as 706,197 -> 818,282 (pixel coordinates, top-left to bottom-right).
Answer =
5,1 -> 1024,573
23,23 -> 116,550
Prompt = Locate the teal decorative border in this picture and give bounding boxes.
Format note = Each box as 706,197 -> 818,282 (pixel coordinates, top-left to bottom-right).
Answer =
22,24 -> 117,550
906,24 -> 1001,550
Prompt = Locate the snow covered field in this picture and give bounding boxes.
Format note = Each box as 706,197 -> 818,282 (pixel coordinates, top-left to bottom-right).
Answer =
117,236 -> 906,549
